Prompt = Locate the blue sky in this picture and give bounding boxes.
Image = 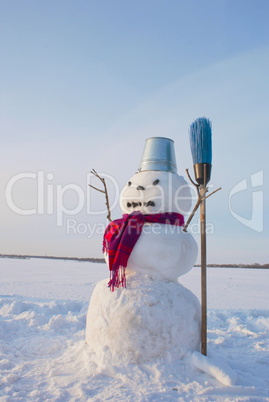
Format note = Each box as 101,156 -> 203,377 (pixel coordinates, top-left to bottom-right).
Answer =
1,0 -> 268,263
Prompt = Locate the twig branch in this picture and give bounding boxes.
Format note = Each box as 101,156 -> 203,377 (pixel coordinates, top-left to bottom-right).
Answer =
88,184 -> 105,194
183,169 -> 221,232
183,198 -> 201,232
88,169 -> 112,222
204,187 -> 221,200
186,168 -> 199,189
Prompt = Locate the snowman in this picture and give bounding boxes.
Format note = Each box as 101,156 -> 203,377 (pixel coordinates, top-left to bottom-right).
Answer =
86,137 -> 201,366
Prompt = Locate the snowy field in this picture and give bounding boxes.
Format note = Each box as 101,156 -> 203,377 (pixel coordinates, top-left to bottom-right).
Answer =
0,258 -> 268,401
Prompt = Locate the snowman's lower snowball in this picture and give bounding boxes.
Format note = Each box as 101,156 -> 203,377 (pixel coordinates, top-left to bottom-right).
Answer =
86,275 -> 201,365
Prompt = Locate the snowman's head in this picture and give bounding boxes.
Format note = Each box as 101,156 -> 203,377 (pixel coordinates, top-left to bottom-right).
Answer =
120,170 -> 192,216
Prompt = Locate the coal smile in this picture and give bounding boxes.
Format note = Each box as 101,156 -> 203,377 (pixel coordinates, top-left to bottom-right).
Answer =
126,200 -> 155,208
126,179 -> 159,209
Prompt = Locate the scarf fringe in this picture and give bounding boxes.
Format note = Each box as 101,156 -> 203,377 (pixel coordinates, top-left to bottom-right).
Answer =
103,238 -> 126,291
108,258 -> 127,292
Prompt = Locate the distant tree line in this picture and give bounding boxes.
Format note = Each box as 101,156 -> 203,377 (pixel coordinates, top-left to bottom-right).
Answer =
194,263 -> 269,269
0,254 -> 105,263
0,255 -> 268,268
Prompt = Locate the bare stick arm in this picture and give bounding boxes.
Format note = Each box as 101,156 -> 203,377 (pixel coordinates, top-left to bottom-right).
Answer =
88,184 -> 105,193
183,169 -> 221,232
88,169 -> 112,222
204,187 -> 221,200
183,198 -> 201,232
186,168 -> 199,188
102,176 -> 112,222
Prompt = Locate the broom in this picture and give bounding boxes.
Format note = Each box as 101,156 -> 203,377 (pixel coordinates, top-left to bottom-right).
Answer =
189,117 -> 212,356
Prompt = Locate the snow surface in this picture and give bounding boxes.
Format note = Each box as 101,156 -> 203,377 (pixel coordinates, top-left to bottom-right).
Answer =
1,258 -> 269,401
192,351 -> 237,386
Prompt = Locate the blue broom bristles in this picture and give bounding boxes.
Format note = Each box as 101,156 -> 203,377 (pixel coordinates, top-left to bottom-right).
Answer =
189,117 -> 212,165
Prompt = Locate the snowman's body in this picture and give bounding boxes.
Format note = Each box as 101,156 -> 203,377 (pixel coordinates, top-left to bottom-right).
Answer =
127,223 -> 197,282
86,170 -> 201,365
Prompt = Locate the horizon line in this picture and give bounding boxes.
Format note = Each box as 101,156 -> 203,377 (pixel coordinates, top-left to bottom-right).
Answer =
0,254 -> 268,269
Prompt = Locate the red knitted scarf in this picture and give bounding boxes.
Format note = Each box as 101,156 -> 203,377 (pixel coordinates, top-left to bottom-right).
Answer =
103,211 -> 184,291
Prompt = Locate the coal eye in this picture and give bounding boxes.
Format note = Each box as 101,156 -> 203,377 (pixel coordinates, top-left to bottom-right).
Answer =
153,179 -> 159,186
128,181 -> 132,186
